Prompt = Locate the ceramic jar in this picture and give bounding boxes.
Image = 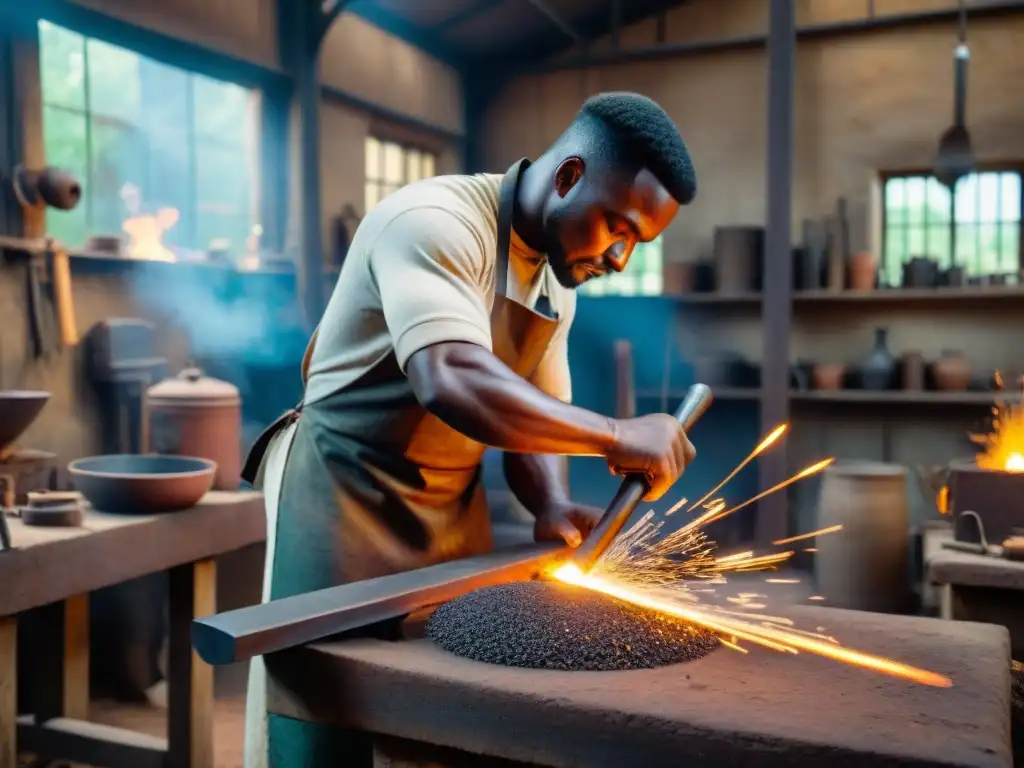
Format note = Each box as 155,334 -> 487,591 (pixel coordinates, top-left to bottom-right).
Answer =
932,350 -> 971,391
145,367 -> 242,490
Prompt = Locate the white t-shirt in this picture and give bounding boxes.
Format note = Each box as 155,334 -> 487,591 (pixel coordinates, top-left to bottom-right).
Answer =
304,172 -> 576,407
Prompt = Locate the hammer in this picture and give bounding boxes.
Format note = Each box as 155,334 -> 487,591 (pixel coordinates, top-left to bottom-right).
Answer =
572,383 -> 714,573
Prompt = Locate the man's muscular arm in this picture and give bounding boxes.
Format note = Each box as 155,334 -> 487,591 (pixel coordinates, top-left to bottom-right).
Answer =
374,206 -> 694,501
406,342 -> 615,456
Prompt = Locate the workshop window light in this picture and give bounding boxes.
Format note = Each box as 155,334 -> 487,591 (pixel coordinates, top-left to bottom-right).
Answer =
364,137 -> 438,213
37,20 -> 261,257
579,236 -> 664,296
881,170 -> 1023,286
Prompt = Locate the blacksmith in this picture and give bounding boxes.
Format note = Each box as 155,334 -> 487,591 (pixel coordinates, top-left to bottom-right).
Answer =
244,91 -> 698,767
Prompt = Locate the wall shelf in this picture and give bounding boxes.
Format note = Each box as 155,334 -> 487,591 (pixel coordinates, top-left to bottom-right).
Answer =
668,291 -> 762,306
793,286 -> 1024,307
633,286 -> 1024,308
790,390 -> 1018,406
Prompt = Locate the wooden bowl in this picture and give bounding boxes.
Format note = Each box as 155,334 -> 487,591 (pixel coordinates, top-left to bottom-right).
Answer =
68,454 -> 216,514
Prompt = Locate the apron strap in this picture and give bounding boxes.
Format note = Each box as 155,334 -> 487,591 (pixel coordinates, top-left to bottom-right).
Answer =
496,158 -> 555,315
495,159 -> 529,298
241,407 -> 301,485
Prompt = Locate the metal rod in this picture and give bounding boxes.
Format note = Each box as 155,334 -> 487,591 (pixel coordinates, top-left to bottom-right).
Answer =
758,0 -> 796,545
516,0 -> 1024,74
572,384 -> 714,573
191,542 -> 566,665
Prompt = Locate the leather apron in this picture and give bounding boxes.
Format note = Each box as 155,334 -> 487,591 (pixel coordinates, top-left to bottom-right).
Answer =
243,159 -> 560,768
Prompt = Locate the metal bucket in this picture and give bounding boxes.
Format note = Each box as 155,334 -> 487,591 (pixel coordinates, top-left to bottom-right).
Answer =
815,460 -> 910,613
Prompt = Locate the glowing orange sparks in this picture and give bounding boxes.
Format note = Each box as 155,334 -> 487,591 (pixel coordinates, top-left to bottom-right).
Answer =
772,524 -> 843,546
552,564 -> 951,688
973,376 -> 1024,473
671,423 -> 788,515
683,458 -> 835,533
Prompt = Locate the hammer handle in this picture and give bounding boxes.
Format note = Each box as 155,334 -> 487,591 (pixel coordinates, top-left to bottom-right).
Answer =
572,383 -> 714,572
51,245 -> 79,346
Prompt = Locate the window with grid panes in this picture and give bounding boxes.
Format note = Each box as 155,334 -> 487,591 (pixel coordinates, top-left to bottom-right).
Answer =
37,20 -> 260,255
364,137 -> 438,213
578,236 -> 664,296
882,170 -> 1022,286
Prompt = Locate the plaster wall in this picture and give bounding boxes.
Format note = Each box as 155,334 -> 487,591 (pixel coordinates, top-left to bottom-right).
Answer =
483,0 -> 1024,536
4,0 -> 465,466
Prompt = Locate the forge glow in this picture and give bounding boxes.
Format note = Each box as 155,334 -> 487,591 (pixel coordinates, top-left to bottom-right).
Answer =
553,421 -> 953,689
974,375 -> 1024,473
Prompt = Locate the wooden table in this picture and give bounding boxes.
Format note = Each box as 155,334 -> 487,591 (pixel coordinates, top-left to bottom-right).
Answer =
0,490 -> 264,768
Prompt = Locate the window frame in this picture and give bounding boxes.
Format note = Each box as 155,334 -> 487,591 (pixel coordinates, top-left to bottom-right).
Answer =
364,136 -> 439,214
879,162 -> 1024,283
37,19 -> 261,255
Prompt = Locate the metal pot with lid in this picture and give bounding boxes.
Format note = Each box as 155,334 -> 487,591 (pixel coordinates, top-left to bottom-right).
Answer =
145,366 -> 241,490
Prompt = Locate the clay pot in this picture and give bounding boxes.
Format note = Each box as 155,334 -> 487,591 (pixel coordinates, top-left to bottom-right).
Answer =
146,367 -> 242,490
815,461 -> 910,614
932,350 -> 971,391
848,251 -> 877,291
812,363 -> 845,390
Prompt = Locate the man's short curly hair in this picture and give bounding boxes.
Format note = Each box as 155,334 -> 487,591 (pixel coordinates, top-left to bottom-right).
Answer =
577,92 -> 696,205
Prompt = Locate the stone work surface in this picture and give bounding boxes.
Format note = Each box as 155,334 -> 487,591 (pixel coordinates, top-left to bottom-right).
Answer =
287,606 -> 1012,767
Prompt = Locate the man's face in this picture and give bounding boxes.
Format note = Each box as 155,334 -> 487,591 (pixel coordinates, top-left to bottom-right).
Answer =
541,160 -> 679,289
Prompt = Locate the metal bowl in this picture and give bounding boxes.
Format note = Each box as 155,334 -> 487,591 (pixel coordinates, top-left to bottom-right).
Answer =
0,390 -> 51,454
68,454 -> 216,514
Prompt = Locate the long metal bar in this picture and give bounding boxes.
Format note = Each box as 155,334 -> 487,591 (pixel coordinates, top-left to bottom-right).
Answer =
517,0 -> 1024,74
191,542 -> 567,666
757,0 -> 796,545
524,0 -> 584,44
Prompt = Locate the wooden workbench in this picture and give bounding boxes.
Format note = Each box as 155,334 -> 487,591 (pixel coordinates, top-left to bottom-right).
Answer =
0,490 -> 264,768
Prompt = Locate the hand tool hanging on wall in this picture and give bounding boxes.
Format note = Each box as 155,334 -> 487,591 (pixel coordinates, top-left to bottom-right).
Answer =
24,249 -> 53,358
934,0 -> 974,189
572,383 -> 714,573
8,166 -> 83,355
48,239 -> 79,346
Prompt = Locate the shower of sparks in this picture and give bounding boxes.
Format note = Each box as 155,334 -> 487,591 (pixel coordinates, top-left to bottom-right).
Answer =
772,524 -> 844,546
550,422 -> 953,689
553,563 -> 951,688
670,423 -> 788,515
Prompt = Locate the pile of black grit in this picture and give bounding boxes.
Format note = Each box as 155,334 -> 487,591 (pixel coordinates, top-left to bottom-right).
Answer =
426,580 -> 719,671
